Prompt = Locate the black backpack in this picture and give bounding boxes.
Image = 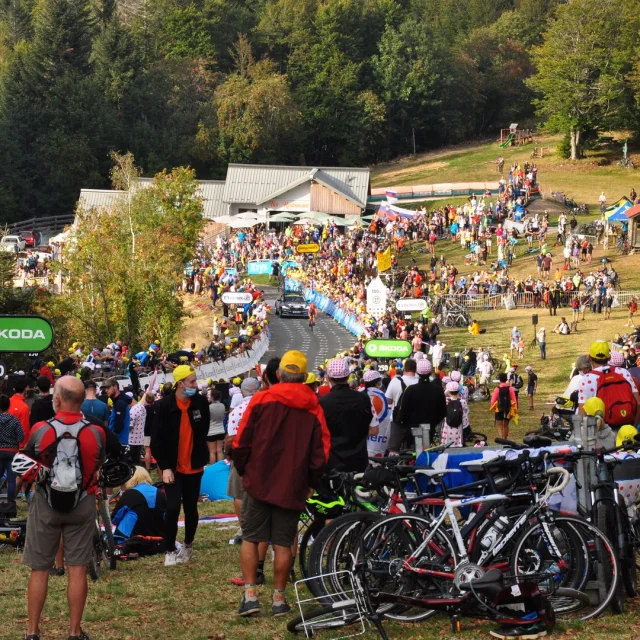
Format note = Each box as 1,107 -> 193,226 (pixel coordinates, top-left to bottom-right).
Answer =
512,373 -> 523,390
392,379 -> 407,423
498,386 -> 512,414
446,399 -> 463,428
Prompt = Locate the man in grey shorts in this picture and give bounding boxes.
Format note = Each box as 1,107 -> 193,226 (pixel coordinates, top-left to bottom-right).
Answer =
20,377 -> 106,640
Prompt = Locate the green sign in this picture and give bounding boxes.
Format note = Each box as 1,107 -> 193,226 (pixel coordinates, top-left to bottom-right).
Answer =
0,316 -> 54,353
364,339 -> 413,359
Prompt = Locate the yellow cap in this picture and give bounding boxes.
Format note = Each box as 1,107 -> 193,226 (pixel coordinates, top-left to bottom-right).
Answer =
589,341 -> 610,360
47,361 -> 55,367
583,396 -> 605,417
305,372 -> 317,385
280,350 -> 308,375
206,378 -> 213,386
173,364 -> 196,387
232,377 -> 241,385
68,347 -> 74,353
616,425 -> 638,447
54,369 -> 61,375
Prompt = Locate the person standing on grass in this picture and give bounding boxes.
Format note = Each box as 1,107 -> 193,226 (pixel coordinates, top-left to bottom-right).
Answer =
20,377 -> 107,640
490,373 -> 518,440
232,351 -> 330,617
525,365 -> 538,411
151,365 -> 210,567
537,327 -> 547,360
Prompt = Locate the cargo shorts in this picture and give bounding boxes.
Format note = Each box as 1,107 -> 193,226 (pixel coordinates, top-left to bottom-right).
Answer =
22,491 -> 95,571
240,494 -> 300,547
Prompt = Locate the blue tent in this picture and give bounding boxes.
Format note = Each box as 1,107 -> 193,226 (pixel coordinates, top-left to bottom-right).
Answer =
606,198 -> 632,220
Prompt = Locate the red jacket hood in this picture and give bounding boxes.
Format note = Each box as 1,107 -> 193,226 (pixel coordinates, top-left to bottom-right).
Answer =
264,382 -> 319,411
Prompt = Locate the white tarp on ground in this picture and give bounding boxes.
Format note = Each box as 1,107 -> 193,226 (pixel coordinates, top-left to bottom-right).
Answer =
137,332 -> 270,389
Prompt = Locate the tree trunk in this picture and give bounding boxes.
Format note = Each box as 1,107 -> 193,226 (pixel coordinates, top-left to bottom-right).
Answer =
570,128 -> 581,160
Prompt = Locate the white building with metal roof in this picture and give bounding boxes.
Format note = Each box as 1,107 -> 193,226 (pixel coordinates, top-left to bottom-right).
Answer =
77,164 -> 370,223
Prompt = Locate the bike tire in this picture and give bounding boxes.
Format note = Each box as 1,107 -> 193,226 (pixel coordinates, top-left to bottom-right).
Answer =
617,493 -> 637,598
353,513 -> 459,622
88,523 -> 101,581
595,503 -> 625,613
511,515 -> 619,620
287,604 -> 361,635
299,517 -> 325,580
99,498 -> 117,571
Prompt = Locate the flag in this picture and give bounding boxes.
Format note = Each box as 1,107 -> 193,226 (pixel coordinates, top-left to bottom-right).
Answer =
377,247 -> 392,272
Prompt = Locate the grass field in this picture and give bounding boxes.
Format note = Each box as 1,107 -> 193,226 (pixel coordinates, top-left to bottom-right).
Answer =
371,134 -> 639,209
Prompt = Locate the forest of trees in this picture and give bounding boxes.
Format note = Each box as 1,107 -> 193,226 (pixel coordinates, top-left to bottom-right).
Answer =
0,0 -> 639,222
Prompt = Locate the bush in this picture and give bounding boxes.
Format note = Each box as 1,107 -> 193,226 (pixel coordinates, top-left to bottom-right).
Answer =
557,133 -> 571,159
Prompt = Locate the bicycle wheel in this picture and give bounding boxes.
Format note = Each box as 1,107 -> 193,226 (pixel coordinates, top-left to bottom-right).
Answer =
98,498 -> 117,570
87,523 -> 101,581
617,495 -> 637,598
307,513 -> 382,600
299,517 -> 325,579
354,513 -> 459,622
511,515 -> 619,620
595,503 -> 625,613
287,604 -> 361,636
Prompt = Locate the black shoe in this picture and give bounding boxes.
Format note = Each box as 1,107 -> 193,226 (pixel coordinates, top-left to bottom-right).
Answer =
256,570 -> 265,586
237,595 -> 260,616
272,599 -> 292,617
49,567 -> 65,577
67,631 -> 91,640
490,623 -> 547,639
24,635 -> 40,640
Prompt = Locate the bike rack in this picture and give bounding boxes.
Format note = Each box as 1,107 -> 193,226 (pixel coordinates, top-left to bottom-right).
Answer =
293,570 -> 367,640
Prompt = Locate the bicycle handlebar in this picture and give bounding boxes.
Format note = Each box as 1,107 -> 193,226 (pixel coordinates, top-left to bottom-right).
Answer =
546,467 -> 570,494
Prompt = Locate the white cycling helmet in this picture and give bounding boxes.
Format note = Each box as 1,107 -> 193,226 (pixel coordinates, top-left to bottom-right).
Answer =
11,453 -> 49,484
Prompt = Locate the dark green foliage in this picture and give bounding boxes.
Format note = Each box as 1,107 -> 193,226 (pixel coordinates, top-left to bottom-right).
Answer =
4,0 -> 632,223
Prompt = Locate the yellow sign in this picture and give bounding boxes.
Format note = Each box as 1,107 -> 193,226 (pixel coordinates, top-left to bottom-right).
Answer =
377,247 -> 392,272
296,243 -> 320,254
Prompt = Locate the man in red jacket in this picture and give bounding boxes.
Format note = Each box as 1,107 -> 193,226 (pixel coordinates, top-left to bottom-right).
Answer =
232,350 -> 330,617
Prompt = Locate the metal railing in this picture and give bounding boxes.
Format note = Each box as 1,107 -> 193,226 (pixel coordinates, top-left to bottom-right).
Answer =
5,214 -> 74,237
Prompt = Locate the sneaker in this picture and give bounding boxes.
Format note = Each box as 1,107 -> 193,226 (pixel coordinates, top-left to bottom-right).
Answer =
49,567 -> 65,577
237,595 -> 260,617
176,546 -> 193,564
164,552 -> 177,567
67,631 -> 91,640
271,599 -> 292,617
490,623 -> 547,639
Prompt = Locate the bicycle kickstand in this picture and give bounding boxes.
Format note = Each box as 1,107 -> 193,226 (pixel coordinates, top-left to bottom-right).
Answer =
370,613 -> 390,640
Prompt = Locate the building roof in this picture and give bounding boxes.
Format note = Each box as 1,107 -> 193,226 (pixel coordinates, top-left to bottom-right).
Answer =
78,180 -> 228,220
626,203 -> 640,218
223,164 -> 370,208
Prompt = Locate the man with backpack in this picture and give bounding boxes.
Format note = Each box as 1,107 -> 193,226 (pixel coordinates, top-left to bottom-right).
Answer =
386,358 -> 419,453
490,373 -> 518,440
578,341 -> 640,429
507,365 -> 524,400
18,376 -> 109,640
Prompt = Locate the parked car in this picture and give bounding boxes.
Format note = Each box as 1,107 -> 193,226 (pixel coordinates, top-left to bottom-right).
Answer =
1,235 -> 26,253
19,229 -> 40,248
275,291 -> 310,318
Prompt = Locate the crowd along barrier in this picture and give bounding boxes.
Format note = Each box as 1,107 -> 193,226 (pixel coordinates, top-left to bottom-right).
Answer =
285,278 -> 364,337
137,331 -> 270,388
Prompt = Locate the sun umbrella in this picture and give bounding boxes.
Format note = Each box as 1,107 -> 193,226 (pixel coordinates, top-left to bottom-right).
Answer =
236,210 -> 267,221
229,218 -> 260,228
269,212 -> 297,221
294,217 -> 323,226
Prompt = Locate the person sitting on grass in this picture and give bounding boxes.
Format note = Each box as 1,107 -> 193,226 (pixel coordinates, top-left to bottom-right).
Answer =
553,317 -> 570,335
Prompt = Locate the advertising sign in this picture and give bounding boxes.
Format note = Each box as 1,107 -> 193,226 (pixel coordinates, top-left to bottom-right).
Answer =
366,277 -> 387,317
0,316 -> 54,353
221,292 -> 253,305
296,243 -> 320,254
395,298 -> 428,312
364,339 -> 413,359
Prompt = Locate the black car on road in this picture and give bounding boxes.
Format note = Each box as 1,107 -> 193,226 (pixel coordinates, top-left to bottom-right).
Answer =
275,291 -> 310,318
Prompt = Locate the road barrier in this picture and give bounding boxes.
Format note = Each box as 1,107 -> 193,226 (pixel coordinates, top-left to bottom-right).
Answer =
285,277 -> 364,337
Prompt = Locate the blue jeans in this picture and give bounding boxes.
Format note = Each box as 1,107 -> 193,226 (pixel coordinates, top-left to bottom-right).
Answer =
539,342 -> 546,360
0,451 -> 17,503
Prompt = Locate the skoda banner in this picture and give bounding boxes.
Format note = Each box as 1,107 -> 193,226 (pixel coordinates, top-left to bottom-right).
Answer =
364,339 -> 412,359
0,316 -> 54,353
395,298 -> 427,312
221,292 -> 253,305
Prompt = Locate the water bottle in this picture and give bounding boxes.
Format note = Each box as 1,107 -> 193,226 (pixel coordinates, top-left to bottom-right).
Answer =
479,515 -> 510,550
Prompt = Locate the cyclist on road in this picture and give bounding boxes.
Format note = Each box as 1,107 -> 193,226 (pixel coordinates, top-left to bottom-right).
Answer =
308,302 -> 317,329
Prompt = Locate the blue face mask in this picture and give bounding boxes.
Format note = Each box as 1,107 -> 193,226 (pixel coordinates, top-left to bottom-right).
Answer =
183,387 -> 197,397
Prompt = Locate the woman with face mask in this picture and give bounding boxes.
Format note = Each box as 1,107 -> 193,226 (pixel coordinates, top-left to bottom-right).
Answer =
151,365 -> 210,567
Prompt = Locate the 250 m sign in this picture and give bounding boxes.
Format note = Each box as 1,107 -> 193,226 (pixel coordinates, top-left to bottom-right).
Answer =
0,316 -> 54,353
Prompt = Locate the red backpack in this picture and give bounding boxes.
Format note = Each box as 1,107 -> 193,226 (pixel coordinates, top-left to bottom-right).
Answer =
594,368 -> 638,428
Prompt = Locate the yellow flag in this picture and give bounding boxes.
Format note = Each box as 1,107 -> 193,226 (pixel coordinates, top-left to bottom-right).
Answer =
377,247 -> 392,272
